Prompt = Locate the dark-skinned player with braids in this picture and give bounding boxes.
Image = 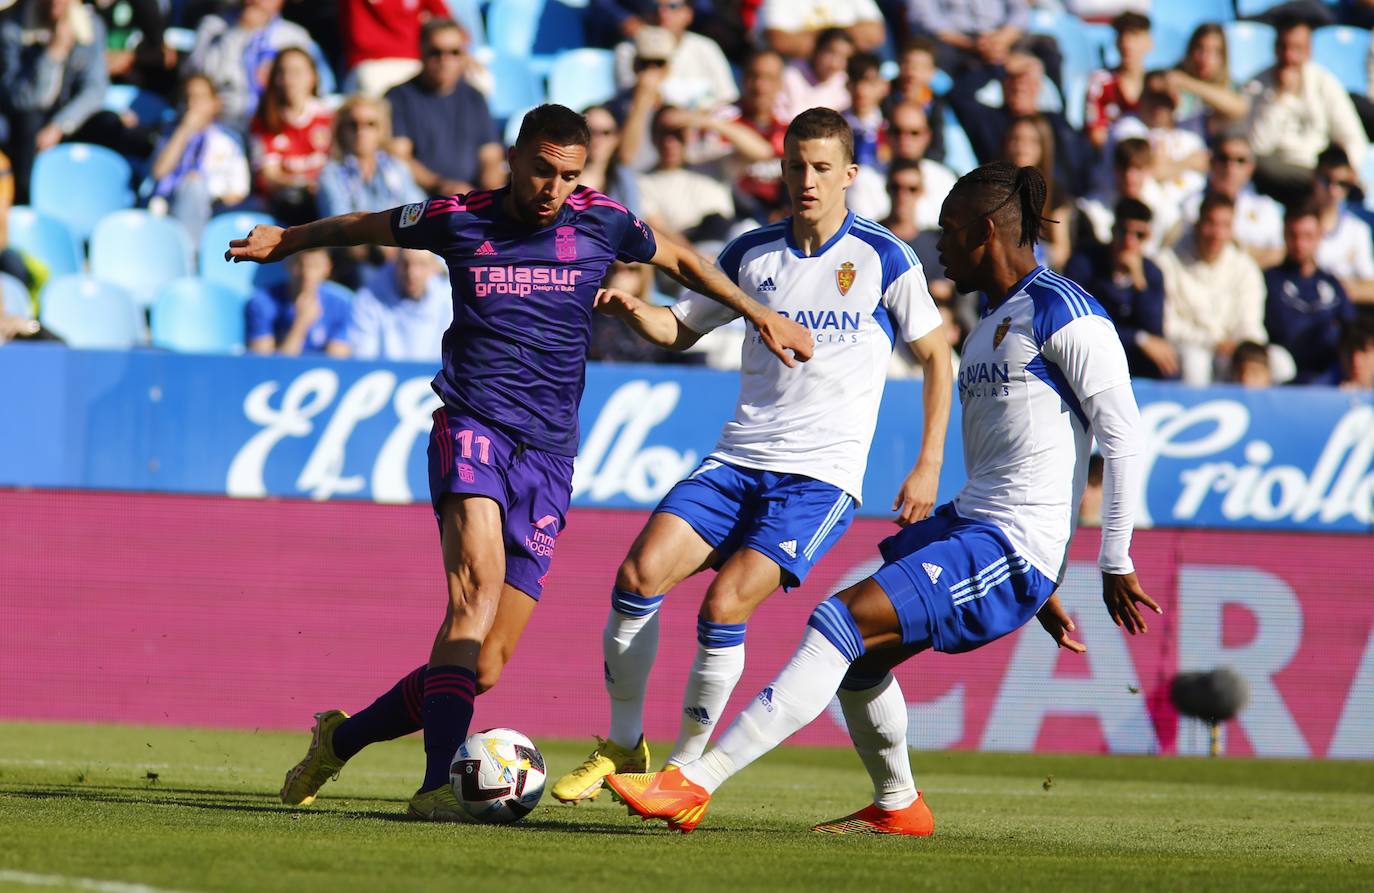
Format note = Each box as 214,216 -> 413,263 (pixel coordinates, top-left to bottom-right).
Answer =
607,162 -> 1161,836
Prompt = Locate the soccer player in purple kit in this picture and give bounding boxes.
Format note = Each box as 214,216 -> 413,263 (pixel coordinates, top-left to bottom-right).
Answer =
226,104 -> 813,821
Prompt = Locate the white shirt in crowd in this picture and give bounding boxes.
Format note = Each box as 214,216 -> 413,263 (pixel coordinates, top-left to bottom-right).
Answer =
757,0 -> 884,35
614,31 -> 738,110
1244,61 -> 1369,170
1318,211 -> 1374,284
1173,187 -> 1284,258
348,266 -> 452,363
637,167 -> 734,234
1157,237 -> 1266,350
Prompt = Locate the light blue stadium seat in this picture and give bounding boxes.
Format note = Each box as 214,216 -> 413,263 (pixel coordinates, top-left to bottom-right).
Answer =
1235,0 -> 1284,18
942,107 -> 978,177
488,0 -> 586,74
488,0 -> 543,56
1150,0 -> 1234,44
1145,25 -> 1190,71
150,277 -> 246,354
1312,26 -> 1370,96
89,210 -> 195,308
447,0 -> 486,47
39,275 -> 143,349
1030,10 -> 1110,80
199,211 -> 287,293
103,84 -> 174,127
486,51 -> 548,120
5,207 -> 83,277
1223,21 -> 1276,83
547,49 -> 618,111
1,271 -> 32,320
504,106 -> 538,147
30,144 -> 135,242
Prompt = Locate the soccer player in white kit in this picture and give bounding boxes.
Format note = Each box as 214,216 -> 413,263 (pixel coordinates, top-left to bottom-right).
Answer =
607,162 -> 1162,835
551,108 -> 953,804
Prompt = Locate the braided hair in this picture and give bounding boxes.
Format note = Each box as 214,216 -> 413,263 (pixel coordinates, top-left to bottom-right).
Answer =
950,162 -> 1053,248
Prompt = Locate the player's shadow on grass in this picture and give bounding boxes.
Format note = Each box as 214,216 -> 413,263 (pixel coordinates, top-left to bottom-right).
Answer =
1,784 -> 397,818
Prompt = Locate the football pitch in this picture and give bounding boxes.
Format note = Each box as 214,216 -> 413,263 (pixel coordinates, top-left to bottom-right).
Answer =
0,723 -> 1370,893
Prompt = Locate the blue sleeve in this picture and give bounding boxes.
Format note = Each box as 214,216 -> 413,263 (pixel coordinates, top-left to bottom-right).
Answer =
613,206 -> 658,264
716,234 -> 747,285
315,163 -> 349,218
244,290 -> 276,343
389,198 -> 461,252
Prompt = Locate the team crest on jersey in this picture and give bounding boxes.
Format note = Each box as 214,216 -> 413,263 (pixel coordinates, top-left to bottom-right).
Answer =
835,261 -> 856,296
555,226 -> 578,262
398,202 -> 426,228
993,316 -> 1013,348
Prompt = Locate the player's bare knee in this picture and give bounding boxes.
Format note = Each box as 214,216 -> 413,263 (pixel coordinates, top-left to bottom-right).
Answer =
699,585 -> 752,625
616,551 -> 670,597
475,650 -> 508,694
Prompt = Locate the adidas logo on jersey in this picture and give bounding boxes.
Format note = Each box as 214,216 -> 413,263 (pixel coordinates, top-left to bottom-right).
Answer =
778,540 -> 797,558
757,277 -> 777,292
923,562 -> 943,584
475,240 -> 497,256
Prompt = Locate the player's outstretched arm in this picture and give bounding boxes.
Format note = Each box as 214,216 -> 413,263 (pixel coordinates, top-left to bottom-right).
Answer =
225,211 -> 398,264
647,234 -> 813,367
892,328 -> 953,525
594,288 -> 701,351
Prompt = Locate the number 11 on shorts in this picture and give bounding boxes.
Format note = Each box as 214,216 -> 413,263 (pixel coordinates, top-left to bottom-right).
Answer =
456,429 -> 492,464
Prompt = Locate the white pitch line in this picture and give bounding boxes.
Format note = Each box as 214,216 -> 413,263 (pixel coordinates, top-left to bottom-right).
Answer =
0,869 -> 202,893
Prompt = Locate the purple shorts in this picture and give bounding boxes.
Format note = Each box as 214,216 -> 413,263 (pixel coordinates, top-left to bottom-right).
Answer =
427,407 -> 574,601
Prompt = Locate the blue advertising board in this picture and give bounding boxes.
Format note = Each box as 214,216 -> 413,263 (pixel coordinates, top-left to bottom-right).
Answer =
2,344 -> 1372,532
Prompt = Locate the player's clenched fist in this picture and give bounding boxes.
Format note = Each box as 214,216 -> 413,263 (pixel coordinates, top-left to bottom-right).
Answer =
755,310 -> 813,367
226,224 -> 289,264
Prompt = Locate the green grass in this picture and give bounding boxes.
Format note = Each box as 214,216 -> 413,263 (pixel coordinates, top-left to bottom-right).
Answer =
1,723 -> 1371,893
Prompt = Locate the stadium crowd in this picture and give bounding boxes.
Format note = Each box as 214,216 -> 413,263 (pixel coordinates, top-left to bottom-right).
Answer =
1,0 -> 1373,390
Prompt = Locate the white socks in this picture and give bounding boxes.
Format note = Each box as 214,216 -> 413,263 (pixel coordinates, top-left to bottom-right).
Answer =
604,589 -> 664,751
681,626 -> 853,793
839,673 -> 917,810
666,620 -> 747,766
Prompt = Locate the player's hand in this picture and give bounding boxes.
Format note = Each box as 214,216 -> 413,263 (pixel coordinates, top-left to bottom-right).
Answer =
891,462 -> 939,526
1102,571 -> 1160,635
1138,334 -> 1179,378
756,310 -> 813,367
1036,593 -> 1086,653
226,224 -> 289,264
593,287 -> 644,320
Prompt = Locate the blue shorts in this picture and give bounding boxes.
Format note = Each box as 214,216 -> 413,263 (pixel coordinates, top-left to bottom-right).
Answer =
655,458 -> 855,588
427,407 -> 574,601
871,503 -> 1056,654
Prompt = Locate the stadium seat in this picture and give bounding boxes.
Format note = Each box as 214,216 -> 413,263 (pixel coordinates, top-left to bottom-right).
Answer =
38,275 -> 143,349
1312,26 -> 1370,96
5,207 -> 83,278
1145,25 -> 1189,70
486,51 -> 548,120
942,107 -> 978,177
199,211 -> 287,294
504,107 -> 538,147
1234,0 -> 1284,18
1149,0 -> 1234,44
150,277 -> 246,354
89,210 -> 195,308
0,271 -> 32,320
30,143 -> 135,242
103,84 -> 174,127
447,0 -> 486,47
1223,21 -> 1276,83
547,49 -> 618,111
488,0 -> 586,73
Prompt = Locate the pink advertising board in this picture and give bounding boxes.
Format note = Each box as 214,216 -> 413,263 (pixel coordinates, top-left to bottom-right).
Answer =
2,489 -> 1369,758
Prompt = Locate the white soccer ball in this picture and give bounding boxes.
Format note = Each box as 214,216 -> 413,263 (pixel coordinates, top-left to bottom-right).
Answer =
450,728 -> 546,823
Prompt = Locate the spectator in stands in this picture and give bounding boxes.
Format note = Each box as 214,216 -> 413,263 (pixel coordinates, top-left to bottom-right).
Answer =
579,105 -> 641,211
591,260 -> 675,363
907,0 -> 1029,80
1245,16 -> 1368,206
385,18 -> 502,197
249,46 -> 333,225
339,0 -> 447,98
1003,114 -> 1070,269
721,49 -> 789,222
149,73 -> 251,242
1084,12 -> 1151,151
847,100 -> 955,228
0,148 -> 40,303
348,248 -> 450,362
1310,145 -> 1374,304
246,247 -> 351,357
1265,204 -> 1355,384
947,50 -> 1085,195
317,94 -> 422,219
1338,321 -> 1374,390
879,158 -> 952,302
757,0 -> 885,59
1170,23 -> 1248,140
96,0 -> 174,93
0,0 -> 109,203
1078,137 -> 1170,253
1228,340 -> 1273,388
1065,198 -> 1176,379
184,0 -> 321,132
612,1 -> 737,111
1158,193 -> 1268,385
1171,134 -> 1283,269
844,52 -> 889,170
636,104 -> 734,245
1103,70 -> 1208,213
884,37 -> 945,161
775,27 -> 854,122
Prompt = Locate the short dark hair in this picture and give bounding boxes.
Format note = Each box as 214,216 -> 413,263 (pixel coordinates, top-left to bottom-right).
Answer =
1114,198 -> 1153,225
1112,11 -> 1152,34
515,104 -> 591,150
1232,340 -> 1269,368
813,27 -> 854,55
1339,320 -> 1374,361
901,36 -> 937,58
1114,137 -> 1153,170
1274,15 -> 1312,36
420,17 -> 465,48
847,51 -> 882,84
1284,201 -> 1321,227
1198,190 -> 1236,220
1316,143 -> 1351,173
950,162 -> 1050,248
785,107 -> 855,164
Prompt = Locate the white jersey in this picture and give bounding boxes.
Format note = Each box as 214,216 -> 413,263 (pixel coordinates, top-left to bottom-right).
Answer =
672,212 -> 942,502
954,266 -> 1131,580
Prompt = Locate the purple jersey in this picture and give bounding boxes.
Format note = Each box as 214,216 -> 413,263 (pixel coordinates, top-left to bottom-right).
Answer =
389,185 -> 657,455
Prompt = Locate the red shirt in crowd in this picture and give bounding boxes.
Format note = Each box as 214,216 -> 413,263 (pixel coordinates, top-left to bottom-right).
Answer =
339,0 -> 451,70
729,108 -> 788,212
250,100 -> 335,192
1085,69 -> 1141,140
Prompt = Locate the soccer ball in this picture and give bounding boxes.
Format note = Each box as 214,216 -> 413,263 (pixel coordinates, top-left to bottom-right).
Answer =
450,728 -> 546,823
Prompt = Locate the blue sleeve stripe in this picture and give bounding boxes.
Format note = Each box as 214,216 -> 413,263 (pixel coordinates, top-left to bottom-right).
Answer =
852,217 -> 920,267
848,218 -> 917,293
718,222 -> 786,284
1041,275 -> 1089,319
1025,353 -> 1089,429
